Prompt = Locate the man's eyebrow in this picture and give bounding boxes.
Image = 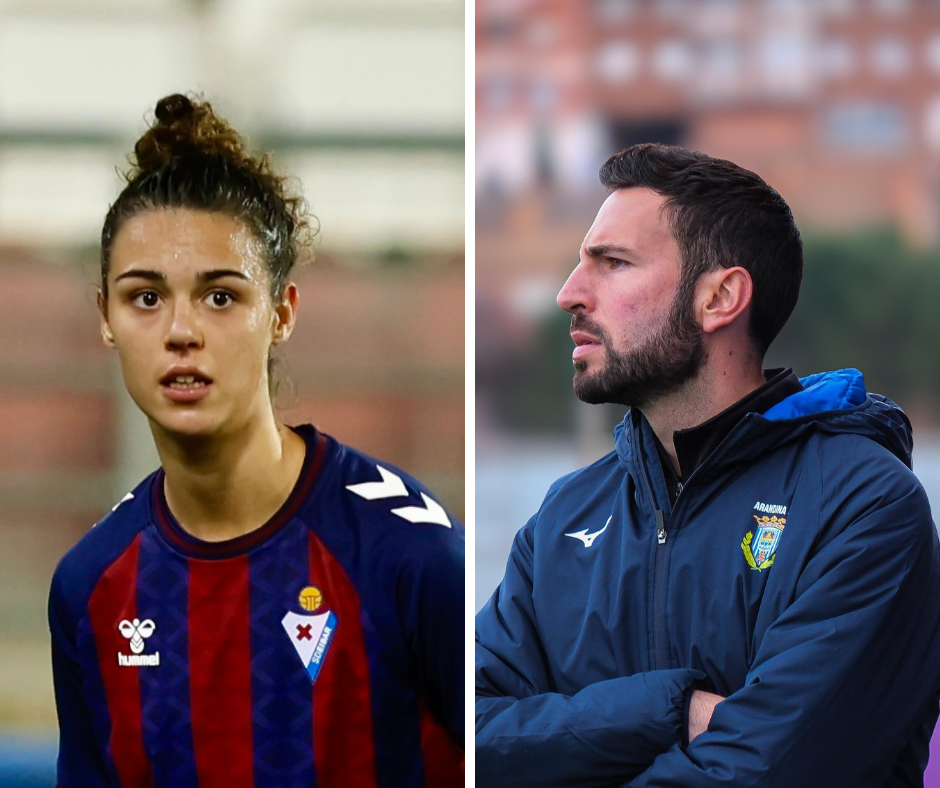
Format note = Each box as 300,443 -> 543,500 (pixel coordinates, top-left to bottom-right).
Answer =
583,244 -> 637,259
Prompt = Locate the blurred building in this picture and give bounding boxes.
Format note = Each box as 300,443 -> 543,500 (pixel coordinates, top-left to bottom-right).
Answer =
477,0 -> 940,302
0,0 -> 463,734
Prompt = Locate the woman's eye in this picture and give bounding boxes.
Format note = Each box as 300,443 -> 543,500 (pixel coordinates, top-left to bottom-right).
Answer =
207,291 -> 234,308
133,291 -> 160,308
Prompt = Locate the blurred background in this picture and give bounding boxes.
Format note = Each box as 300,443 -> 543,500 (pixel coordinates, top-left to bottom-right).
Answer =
0,0 -> 463,783
476,0 -> 940,778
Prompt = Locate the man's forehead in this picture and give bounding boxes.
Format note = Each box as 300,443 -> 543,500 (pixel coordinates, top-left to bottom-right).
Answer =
581,187 -> 672,256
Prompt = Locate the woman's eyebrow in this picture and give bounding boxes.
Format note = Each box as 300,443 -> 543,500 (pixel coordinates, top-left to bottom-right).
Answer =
112,269 -> 250,284
114,269 -> 165,284
197,269 -> 250,283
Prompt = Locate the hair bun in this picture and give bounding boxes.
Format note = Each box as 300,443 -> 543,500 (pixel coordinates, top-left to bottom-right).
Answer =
132,92 -> 246,175
154,94 -> 195,124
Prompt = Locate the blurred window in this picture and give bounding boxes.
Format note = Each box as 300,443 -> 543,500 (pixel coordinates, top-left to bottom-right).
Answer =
761,35 -> 807,74
824,101 -> 909,152
594,0 -> 639,23
760,35 -> 811,93
526,18 -> 559,49
699,1 -> 744,38
530,79 -> 558,112
871,0 -> 910,15
925,34 -> 940,74
817,38 -> 856,79
654,0 -> 689,18
653,39 -> 695,83
764,0 -> 807,17
701,39 -> 742,88
483,78 -> 514,112
817,0 -> 855,15
595,41 -> 641,83
871,37 -> 911,78
483,16 -> 517,43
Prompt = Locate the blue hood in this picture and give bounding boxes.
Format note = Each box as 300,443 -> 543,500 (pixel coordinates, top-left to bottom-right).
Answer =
615,368 -> 914,470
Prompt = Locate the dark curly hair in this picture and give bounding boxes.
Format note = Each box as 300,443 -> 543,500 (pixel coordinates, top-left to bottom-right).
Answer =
100,93 -> 314,300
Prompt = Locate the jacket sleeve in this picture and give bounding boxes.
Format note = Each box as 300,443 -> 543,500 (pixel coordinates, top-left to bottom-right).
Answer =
48,568 -> 111,788
629,473 -> 940,787
476,515 -> 704,788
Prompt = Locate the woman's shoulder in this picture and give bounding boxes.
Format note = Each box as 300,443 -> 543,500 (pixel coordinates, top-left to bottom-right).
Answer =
50,472 -> 158,615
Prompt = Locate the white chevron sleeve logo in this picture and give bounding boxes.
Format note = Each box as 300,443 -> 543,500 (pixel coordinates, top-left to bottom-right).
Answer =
345,465 -> 408,500
391,494 -> 452,528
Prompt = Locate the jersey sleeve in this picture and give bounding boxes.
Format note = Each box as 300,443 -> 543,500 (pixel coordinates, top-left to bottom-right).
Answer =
399,512 -> 465,739
48,564 -> 111,788
476,514 -> 703,788
628,468 -> 940,787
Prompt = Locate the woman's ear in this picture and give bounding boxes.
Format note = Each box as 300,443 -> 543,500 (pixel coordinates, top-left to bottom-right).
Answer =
272,282 -> 299,345
98,291 -> 116,348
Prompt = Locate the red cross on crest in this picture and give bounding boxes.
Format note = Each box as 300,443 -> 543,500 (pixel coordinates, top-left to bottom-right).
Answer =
296,624 -> 313,641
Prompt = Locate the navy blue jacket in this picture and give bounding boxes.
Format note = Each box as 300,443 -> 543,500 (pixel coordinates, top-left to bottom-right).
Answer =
476,369 -> 940,787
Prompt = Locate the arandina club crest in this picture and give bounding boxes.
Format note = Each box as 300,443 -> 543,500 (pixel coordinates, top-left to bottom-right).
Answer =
742,514 -> 786,572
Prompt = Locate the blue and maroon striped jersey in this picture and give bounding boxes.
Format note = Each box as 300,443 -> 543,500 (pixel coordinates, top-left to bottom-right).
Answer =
48,425 -> 464,788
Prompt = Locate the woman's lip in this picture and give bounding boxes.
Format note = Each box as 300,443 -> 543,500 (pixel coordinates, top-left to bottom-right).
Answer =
161,381 -> 213,403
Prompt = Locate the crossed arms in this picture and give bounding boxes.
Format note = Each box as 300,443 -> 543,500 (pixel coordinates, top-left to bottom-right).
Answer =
476,480 -> 940,787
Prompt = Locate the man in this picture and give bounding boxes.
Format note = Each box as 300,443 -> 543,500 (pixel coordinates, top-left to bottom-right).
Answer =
475,144 -> 940,787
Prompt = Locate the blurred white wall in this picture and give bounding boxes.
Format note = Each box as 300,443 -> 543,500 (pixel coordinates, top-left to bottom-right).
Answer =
0,0 -> 464,251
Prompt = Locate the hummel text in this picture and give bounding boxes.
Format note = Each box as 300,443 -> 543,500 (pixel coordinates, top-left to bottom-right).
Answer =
118,652 -> 160,667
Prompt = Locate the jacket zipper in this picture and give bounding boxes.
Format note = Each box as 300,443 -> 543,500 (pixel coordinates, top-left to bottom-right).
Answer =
652,508 -> 670,669
649,444 -> 732,669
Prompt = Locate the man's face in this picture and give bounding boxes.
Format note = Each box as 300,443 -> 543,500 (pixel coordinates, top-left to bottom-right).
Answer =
556,187 -> 705,408
101,208 -> 293,439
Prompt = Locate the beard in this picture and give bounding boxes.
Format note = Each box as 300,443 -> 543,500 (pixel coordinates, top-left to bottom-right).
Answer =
572,277 -> 706,408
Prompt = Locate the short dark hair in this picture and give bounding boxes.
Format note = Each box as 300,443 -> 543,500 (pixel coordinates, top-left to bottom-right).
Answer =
599,143 -> 802,356
100,93 -> 314,301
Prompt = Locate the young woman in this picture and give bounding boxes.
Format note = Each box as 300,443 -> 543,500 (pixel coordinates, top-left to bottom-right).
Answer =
48,94 -> 464,788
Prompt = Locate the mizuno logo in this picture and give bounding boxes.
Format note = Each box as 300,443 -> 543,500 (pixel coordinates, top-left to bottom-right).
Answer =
565,516 -> 611,548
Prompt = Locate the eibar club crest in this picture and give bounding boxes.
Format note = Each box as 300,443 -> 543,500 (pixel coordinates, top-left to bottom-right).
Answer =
281,586 -> 338,684
742,515 -> 786,572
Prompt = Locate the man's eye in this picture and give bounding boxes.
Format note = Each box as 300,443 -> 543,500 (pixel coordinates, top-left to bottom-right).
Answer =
133,291 -> 160,308
207,291 -> 234,309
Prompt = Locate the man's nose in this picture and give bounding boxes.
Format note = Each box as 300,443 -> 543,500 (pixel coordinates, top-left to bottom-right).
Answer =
557,263 -> 592,314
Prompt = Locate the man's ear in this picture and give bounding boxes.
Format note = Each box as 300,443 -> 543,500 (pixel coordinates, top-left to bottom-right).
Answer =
271,282 -> 299,345
698,267 -> 753,335
98,291 -> 115,348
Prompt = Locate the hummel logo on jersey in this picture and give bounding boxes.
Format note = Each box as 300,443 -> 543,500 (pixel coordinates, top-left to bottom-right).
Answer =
117,618 -> 160,667
565,516 -> 612,548
346,464 -> 451,528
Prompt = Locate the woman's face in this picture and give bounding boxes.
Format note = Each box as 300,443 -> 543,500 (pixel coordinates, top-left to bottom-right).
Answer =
101,208 -> 297,439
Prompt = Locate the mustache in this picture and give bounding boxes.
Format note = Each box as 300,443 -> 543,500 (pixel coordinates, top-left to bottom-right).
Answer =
570,314 -> 610,344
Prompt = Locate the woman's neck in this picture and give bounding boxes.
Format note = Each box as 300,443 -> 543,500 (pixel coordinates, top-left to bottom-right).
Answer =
152,412 -> 307,542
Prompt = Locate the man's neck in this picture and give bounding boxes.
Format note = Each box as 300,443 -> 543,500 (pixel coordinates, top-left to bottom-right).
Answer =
642,364 -> 767,475
152,411 -> 306,542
